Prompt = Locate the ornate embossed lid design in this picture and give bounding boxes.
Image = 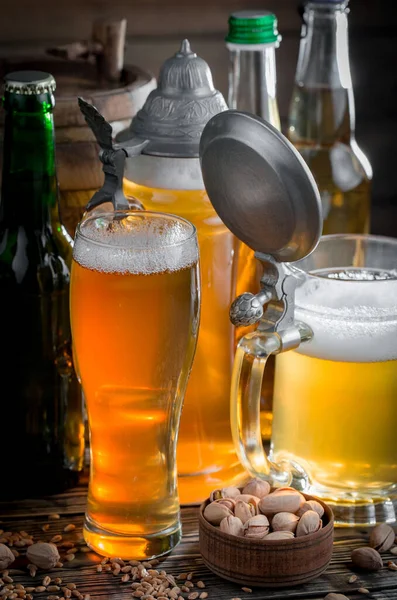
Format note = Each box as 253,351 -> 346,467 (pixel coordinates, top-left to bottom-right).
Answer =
117,39 -> 228,158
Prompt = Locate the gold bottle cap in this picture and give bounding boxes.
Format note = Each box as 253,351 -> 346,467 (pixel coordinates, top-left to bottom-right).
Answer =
4,71 -> 56,95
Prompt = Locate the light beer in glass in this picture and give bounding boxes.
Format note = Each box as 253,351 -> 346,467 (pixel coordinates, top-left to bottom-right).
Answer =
71,211 -> 200,558
271,235 -> 397,523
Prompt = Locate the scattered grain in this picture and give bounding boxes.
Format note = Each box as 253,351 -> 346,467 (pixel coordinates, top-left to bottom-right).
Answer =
241,588 -> 252,594
348,574 -> 358,583
121,574 -> 130,583
388,561 -> 397,571
358,589 -> 370,595
199,594 -> 208,599
64,555 -> 75,562
35,587 -> 46,593
48,515 -> 60,521
197,582 -> 205,589
47,587 -> 60,592
187,594 -> 198,600
63,526 -> 75,534
50,536 -> 62,544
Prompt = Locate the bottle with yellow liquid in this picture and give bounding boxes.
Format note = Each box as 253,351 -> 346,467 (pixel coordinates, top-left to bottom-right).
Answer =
226,10 -> 283,442
288,0 -> 372,234
117,40 -> 258,504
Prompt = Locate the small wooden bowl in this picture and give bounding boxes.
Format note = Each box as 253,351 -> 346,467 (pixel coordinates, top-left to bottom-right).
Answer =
199,492 -> 334,588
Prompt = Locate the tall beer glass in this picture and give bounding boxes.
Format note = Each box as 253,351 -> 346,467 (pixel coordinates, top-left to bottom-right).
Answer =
70,211 -> 200,558
232,234 -> 397,526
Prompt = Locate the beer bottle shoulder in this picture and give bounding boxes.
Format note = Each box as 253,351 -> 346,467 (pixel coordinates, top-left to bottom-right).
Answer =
0,225 -> 71,291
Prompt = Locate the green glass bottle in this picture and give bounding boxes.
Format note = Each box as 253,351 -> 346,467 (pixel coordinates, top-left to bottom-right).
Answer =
0,71 -> 85,497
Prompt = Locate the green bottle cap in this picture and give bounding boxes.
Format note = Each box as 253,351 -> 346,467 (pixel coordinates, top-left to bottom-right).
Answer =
226,10 -> 281,45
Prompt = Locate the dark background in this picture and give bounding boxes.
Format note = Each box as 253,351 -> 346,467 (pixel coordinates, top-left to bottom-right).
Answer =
1,0 -> 396,236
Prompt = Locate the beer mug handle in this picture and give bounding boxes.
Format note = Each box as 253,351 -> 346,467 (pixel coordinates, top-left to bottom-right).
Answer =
230,324 -> 312,486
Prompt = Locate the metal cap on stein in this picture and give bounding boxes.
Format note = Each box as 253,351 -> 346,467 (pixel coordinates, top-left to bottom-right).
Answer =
200,110 -> 322,262
117,39 -> 228,158
199,110 -> 322,329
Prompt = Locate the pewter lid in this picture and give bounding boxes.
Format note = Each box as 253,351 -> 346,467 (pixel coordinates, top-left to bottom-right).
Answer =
118,39 -> 227,158
4,71 -> 56,95
199,110 -> 322,262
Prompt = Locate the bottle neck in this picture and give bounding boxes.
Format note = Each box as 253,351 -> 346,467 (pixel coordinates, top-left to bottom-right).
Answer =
1,93 -> 58,230
227,42 -> 281,130
296,1 -> 352,89
289,1 -> 356,144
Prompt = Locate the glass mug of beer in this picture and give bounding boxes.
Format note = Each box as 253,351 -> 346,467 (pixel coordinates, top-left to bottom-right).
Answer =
232,234 -> 397,526
70,210 -> 200,558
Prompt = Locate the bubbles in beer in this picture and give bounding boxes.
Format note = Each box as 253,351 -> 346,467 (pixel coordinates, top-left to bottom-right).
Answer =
295,266 -> 397,363
73,213 -> 198,274
313,267 -> 397,281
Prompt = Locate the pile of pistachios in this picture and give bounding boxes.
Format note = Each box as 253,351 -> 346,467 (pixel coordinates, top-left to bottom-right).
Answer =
203,479 -> 324,540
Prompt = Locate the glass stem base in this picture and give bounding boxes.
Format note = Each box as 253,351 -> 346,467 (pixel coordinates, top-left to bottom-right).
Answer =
83,515 -> 181,560
327,499 -> 397,527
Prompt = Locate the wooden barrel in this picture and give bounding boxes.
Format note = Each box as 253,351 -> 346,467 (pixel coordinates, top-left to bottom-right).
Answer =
0,55 -> 156,236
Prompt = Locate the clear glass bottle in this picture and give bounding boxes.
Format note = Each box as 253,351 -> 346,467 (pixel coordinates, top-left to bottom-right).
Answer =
288,0 -> 372,234
226,10 -> 281,130
0,71 -> 85,498
226,10 -> 282,442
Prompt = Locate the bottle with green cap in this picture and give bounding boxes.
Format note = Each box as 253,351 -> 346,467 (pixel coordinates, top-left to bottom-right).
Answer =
0,70 -> 85,497
226,10 -> 282,443
226,10 -> 282,130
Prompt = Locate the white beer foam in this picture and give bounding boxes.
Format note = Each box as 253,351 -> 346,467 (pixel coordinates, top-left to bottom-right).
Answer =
73,213 -> 198,275
294,274 -> 397,363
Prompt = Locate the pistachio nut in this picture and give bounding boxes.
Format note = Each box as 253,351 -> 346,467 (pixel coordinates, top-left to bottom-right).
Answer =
272,511 -> 300,533
351,546 -> 383,571
219,515 -> 244,537
209,486 -> 241,501
243,514 -> 270,539
209,489 -> 223,501
296,510 -> 322,537
369,523 -> 395,553
204,502 -> 233,525
273,486 -> 305,498
221,486 -> 241,499
296,500 -> 324,518
265,531 -> 295,540
238,494 -> 260,510
235,500 -> 256,523
242,478 -> 271,499
214,498 -> 236,512
0,543 -> 15,570
26,542 -> 60,569
259,489 -> 304,516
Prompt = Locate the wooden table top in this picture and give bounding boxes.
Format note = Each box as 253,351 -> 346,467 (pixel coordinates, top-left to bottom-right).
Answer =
1,481 -> 397,600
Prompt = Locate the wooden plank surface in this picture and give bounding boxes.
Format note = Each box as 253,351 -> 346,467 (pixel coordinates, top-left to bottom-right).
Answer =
2,482 -> 397,600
